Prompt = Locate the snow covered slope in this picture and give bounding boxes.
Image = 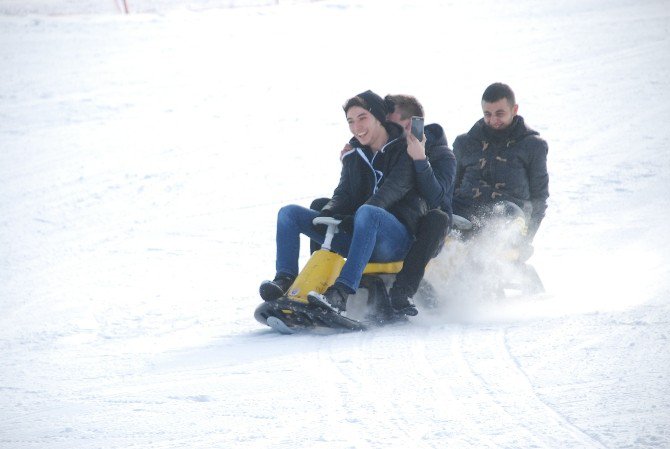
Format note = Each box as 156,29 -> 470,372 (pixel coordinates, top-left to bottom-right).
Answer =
1,0 -> 669,447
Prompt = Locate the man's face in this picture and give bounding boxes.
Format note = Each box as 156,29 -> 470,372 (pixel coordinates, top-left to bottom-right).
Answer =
482,98 -> 518,130
387,107 -> 411,132
346,105 -> 383,146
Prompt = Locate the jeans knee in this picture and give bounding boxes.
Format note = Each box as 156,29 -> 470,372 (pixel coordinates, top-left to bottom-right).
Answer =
354,204 -> 383,224
278,204 -> 301,225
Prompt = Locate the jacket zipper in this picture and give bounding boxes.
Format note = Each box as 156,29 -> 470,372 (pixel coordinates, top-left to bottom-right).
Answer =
355,136 -> 400,194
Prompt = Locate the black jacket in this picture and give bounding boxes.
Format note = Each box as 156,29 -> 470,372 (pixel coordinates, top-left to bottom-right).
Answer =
322,122 -> 427,235
453,116 -> 549,237
415,123 -> 456,218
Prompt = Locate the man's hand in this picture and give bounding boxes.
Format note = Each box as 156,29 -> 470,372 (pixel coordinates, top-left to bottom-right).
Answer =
406,131 -> 427,161
340,143 -> 353,161
313,209 -> 334,234
333,214 -> 354,234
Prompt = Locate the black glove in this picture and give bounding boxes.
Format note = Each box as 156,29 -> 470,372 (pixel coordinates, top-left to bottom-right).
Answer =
518,222 -> 537,262
526,219 -> 540,243
313,209 -> 334,234
333,214 -> 354,234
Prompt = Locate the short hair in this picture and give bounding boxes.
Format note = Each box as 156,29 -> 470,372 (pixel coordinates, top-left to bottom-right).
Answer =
482,82 -> 516,106
384,94 -> 424,119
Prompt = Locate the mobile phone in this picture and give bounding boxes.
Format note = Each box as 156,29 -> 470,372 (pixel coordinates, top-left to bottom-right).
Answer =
411,116 -> 424,140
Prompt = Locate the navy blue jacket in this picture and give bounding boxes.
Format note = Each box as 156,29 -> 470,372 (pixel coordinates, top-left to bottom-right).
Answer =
414,123 -> 456,221
453,116 -> 549,237
323,122 -> 427,235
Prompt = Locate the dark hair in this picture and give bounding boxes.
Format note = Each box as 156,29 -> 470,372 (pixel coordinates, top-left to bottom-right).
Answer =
384,94 -> 424,119
482,82 -> 516,106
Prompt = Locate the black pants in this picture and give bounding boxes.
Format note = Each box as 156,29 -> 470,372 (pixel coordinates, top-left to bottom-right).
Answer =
310,197 -> 450,297
393,208 -> 450,296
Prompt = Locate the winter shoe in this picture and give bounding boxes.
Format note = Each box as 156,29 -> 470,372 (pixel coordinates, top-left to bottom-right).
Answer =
259,274 -> 295,301
322,283 -> 350,312
389,286 -> 419,316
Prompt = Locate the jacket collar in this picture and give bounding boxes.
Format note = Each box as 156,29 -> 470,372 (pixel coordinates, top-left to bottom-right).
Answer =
468,115 -> 538,145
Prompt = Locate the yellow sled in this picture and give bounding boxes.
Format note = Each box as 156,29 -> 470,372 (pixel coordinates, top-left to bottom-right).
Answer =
254,217 -> 405,334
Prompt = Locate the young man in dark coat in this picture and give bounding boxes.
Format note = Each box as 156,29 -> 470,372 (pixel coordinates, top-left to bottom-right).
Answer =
260,90 -> 427,312
453,82 -> 549,247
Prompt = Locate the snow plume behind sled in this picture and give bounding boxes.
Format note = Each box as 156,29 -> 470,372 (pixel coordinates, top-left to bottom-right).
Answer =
417,216 -> 548,324
419,218 -> 665,324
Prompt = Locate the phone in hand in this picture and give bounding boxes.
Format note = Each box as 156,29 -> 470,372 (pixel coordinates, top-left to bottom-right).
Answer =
411,116 -> 424,140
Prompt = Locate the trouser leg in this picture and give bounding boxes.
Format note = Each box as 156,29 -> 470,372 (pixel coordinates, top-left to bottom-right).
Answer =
335,205 -> 412,293
393,209 -> 451,297
275,205 -> 325,277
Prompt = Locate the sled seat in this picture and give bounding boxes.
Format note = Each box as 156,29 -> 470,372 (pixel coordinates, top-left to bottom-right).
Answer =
362,260 -> 403,275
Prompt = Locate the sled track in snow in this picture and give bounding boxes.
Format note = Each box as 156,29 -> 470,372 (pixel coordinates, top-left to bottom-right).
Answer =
452,326 -> 608,448
309,325 -> 610,448
318,331 -> 420,448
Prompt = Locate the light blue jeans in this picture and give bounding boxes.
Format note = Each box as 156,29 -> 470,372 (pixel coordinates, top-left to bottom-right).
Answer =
275,204 -> 413,293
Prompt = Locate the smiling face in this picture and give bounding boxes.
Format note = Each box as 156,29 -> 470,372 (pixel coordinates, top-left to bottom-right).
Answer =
346,105 -> 387,151
482,98 -> 518,130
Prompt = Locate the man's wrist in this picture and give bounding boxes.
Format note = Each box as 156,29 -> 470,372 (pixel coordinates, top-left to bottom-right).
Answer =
413,159 -> 430,171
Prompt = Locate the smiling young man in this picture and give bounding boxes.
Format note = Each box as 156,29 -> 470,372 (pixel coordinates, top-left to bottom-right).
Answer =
260,90 -> 426,313
309,94 -> 456,316
453,83 -> 549,244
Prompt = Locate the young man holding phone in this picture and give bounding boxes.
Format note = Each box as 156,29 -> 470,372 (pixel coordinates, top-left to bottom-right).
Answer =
383,94 -> 456,315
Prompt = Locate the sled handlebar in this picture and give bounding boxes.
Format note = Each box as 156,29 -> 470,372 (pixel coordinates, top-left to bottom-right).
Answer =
312,216 -> 342,251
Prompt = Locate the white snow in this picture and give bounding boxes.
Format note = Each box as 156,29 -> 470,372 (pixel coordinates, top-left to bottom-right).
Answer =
1,0 -> 669,447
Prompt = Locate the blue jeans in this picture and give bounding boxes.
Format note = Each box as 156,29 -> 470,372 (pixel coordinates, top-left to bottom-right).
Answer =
275,204 -> 413,293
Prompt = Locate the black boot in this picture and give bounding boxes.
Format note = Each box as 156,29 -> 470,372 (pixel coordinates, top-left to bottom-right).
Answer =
389,285 -> 418,316
259,274 -> 295,301
323,283 -> 350,312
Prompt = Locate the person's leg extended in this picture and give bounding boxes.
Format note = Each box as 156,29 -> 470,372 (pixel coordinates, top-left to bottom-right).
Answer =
335,205 -> 412,293
275,204 -> 324,278
260,204 -> 324,301
392,209 -> 450,298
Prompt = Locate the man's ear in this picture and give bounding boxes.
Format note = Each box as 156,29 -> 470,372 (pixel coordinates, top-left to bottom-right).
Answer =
513,104 -> 519,115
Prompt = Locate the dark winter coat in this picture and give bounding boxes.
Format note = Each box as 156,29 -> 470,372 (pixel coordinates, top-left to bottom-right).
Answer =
415,123 -> 456,219
322,122 -> 427,236
453,115 -> 549,237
